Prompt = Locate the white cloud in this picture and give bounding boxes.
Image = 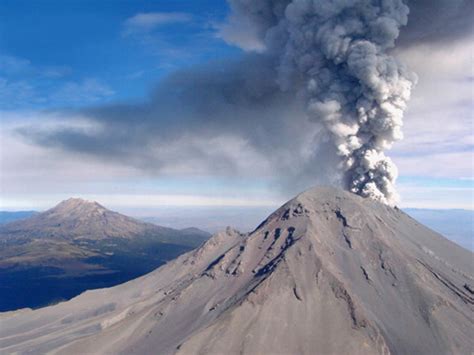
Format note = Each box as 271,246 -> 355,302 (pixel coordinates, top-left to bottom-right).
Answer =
123,12 -> 192,34
391,36 -> 474,179
142,134 -> 273,177
0,52 -> 109,108
0,111 -> 137,194
51,78 -> 115,104
0,111 -> 282,210
0,77 -> 37,108
394,151 -> 473,179
0,77 -> 114,108
215,17 -> 266,52
0,54 -> 71,79
0,55 -> 33,75
1,109 -> 471,210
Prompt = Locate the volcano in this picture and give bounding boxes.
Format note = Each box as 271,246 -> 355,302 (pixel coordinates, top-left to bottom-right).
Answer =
0,198 -> 207,245
0,187 -> 472,354
0,198 -> 209,311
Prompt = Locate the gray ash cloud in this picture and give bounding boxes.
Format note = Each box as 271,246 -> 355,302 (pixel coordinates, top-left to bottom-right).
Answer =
20,0 -> 472,204
227,0 -> 417,205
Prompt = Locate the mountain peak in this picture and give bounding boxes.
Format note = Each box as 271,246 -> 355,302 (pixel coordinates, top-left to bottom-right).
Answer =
57,197 -> 103,207
1,197 -> 145,241
292,185 -> 376,210
63,197 -> 93,204
254,186 -> 388,236
51,197 -> 107,215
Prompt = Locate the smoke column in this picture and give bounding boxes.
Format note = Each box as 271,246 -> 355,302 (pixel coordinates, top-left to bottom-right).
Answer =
225,0 -> 416,205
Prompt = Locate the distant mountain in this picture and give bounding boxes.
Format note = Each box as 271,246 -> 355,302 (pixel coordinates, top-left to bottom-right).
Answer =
0,211 -> 37,224
2,187 -> 472,354
1,198 -> 206,246
0,198 -> 210,311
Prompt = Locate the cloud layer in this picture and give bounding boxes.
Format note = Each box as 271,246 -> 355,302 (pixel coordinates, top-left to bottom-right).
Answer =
123,12 -> 193,35
12,0 -> 473,205
18,56 -> 341,195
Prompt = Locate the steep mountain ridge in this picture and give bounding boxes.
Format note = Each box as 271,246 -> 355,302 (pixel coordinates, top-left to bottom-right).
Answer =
0,187 -> 472,354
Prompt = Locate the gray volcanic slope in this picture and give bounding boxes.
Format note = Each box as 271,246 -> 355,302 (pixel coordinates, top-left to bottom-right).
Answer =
1,187 -> 473,354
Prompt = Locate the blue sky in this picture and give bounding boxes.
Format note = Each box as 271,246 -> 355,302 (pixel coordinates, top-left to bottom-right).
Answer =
0,0 -> 237,108
0,0 -> 472,211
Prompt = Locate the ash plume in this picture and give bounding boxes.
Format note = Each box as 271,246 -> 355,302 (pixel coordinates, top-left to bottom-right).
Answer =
25,1 -> 474,205
225,0 -> 416,205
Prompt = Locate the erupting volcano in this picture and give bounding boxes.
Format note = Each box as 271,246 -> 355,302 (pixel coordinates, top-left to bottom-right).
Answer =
1,187 -> 472,354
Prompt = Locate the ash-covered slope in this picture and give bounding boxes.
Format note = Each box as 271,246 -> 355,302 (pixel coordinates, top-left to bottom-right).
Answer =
1,187 -> 472,354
